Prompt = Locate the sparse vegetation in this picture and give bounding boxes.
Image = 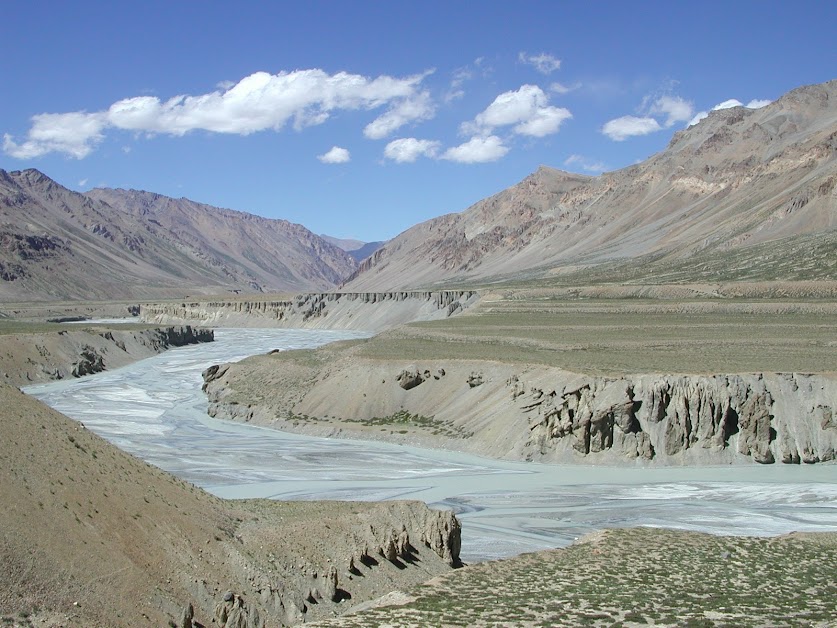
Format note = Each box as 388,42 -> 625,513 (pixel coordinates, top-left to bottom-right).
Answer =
347,411 -> 473,439
316,528 -> 837,627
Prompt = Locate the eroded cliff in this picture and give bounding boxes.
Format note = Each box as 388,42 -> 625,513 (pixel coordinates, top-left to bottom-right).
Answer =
203,354 -> 837,466
140,291 -> 479,331
0,325 -> 213,386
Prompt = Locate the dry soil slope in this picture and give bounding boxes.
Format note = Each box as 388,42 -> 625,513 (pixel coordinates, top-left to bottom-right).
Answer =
0,383 -> 460,627
0,169 -> 356,301
345,79 -> 837,290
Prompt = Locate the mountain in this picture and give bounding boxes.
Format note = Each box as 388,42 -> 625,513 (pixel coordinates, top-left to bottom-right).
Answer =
0,170 -> 357,301
321,234 -> 386,262
344,79 -> 837,290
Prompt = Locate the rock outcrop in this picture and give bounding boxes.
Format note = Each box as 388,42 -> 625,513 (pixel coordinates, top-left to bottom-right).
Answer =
140,290 -> 479,331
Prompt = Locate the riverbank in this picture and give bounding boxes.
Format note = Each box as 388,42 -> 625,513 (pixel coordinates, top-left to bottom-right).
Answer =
0,322 -> 213,386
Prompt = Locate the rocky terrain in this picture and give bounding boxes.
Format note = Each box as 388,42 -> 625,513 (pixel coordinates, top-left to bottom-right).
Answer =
139,290 -> 479,331
0,323 -> 213,387
0,382 -> 460,627
310,527 -> 837,627
344,80 -> 837,290
0,170 -> 356,301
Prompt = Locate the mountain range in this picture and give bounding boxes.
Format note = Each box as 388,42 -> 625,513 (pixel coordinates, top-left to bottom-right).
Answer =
1,79 -> 835,301
0,172 -> 356,301
345,79 -> 837,289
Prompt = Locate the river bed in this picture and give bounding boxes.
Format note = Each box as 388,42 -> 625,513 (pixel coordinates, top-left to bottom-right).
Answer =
25,328 -> 837,563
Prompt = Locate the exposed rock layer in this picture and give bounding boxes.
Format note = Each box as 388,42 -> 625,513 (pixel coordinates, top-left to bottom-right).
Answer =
140,290 -> 479,331
204,355 -> 837,466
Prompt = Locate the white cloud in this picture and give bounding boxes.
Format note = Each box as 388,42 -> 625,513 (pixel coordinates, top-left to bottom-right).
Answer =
363,91 -> 435,139
687,111 -> 709,127
602,115 -> 662,141
3,112 -> 107,158
4,69 -> 432,159
442,135 -> 508,163
514,106 -> 572,137
648,95 -> 694,127
687,97 -> 772,127
317,146 -> 350,164
564,154 -> 607,173
519,52 -> 562,74
383,138 -> 440,163
746,98 -> 772,109
714,99 -> 744,110
602,92 -> 694,140
78,178 -> 88,187
465,84 -> 571,138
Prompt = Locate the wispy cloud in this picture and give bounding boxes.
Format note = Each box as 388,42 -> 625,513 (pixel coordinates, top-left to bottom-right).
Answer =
4,69 -> 434,159
317,146 -> 350,164
518,52 -> 562,74
549,81 -> 580,95
364,90 -> 435,139
563,154 -> 607,173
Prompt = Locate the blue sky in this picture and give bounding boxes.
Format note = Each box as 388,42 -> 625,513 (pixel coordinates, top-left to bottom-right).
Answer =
2,1 -> 835,242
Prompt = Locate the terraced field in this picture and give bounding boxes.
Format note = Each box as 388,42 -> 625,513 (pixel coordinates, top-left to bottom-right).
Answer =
354,294 -> 837,375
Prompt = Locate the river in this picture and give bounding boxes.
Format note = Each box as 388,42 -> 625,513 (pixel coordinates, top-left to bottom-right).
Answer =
25,328 -> 837,563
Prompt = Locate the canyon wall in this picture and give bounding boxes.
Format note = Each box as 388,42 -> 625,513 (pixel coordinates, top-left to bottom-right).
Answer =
140,291 -> 479,331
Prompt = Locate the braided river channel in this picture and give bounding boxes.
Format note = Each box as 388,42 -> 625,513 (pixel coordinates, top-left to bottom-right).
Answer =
25,328 -> 837,563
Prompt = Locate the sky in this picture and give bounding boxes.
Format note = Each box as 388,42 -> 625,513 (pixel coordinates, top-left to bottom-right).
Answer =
2,1 -> 835,242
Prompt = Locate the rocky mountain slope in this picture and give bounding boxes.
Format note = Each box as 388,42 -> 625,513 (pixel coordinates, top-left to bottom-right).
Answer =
0,169 -> 356,301
0,382 -> 460,627
344,79 -> 837,290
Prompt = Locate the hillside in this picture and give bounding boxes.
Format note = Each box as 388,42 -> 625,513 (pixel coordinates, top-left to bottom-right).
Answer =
0,170 -> 356,301
0,382 -> 460,627
344,79 -> 837,290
